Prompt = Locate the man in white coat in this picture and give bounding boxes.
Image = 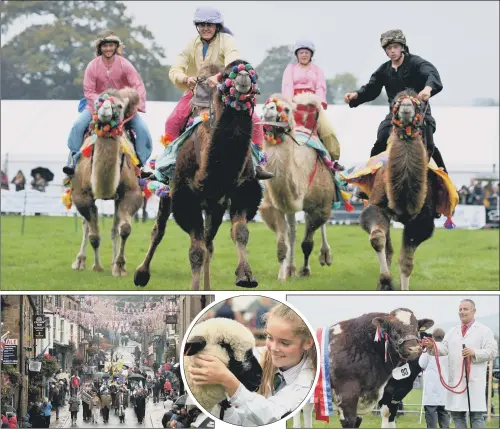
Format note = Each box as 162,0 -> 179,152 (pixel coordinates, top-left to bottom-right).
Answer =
419,328 -> 451,428
422,299 -> 498,428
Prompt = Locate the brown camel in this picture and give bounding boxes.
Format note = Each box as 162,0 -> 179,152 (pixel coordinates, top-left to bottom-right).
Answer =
134,60 -> 262,290
71,87 -> 143,277
259,92 -> 335,281
354,89 -> 457,291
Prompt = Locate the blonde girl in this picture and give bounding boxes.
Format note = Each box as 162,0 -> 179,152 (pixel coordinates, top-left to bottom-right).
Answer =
189,303 -> 317,426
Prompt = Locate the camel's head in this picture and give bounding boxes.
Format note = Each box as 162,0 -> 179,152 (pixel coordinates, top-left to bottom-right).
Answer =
218,60 -> 260,112
261,94 -> 294,144
92,88 -> 140,137
392,90 -> 423,128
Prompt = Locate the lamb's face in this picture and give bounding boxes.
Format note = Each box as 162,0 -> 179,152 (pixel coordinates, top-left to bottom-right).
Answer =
183,318 -> 263,410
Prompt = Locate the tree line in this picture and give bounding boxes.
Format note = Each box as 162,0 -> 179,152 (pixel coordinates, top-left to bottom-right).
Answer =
0,0 -> 390,106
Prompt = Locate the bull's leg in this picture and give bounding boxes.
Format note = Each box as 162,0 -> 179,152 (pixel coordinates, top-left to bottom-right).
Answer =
292,410 -> 302,428
134,197 -> 172,287
302,402 -> 313,428
72,218 -> 89,270
399,211 -> 435,291
112,191 -> 142,277
360,204 -> 395,291
299,211 -> 329,277
203,201 -> 227,291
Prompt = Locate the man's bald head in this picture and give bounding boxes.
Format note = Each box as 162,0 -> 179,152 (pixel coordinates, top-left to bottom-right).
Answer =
459,299 -> 476,325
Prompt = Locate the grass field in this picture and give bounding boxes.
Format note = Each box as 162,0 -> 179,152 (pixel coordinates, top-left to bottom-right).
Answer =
1,215 -> 498,291
286,386 -> 500,428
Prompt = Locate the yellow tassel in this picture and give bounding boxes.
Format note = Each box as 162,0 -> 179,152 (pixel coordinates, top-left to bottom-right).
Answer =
61,189 -> 72,210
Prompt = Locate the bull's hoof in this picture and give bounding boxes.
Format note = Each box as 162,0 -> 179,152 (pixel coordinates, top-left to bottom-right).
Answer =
378,277 -> 396,291
287,265 -> 297,277
319,248 -> 333,266
236,276 -> 258,288
299,267 -> 311,277
92,264 -> 104,272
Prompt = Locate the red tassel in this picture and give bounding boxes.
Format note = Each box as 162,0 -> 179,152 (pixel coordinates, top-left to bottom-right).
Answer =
142,187 -> 153,199
81,144 -> 93,158
344,200 -> 355,212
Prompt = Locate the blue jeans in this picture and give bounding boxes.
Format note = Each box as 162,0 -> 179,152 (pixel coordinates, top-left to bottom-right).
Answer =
450,411 -> 485,428
67,110 -> 152,166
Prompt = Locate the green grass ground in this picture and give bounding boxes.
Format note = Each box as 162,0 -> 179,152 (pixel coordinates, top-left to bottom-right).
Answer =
287,385 -> 500,428
1,216 -> 498,291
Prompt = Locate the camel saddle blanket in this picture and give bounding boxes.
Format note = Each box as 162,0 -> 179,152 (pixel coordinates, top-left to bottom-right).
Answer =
80,134 -> 140,167
154,116 -> 204,183
341,148 -> 459,218
294,131 -> 352,210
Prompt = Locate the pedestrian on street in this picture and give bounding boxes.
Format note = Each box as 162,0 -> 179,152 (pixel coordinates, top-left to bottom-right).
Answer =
101,388 -> 113,423
51,385 -> 62,420
90,391 -> 102,424
68,395 -> 81,426
115,387 -> 127,423
40,398 -> 52,428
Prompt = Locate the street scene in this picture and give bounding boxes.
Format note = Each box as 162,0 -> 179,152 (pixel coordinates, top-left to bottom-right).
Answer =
1,295 -> 215,428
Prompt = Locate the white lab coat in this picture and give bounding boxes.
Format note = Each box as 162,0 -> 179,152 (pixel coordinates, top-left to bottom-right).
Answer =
216,346 -> 315,426
427,321 -> 498,412
419,351 -> 448,406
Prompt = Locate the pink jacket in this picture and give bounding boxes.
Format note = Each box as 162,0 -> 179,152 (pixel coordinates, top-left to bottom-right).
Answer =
83,56 -> 147,113
282,63 -> 327,106
251,111 -> 264,146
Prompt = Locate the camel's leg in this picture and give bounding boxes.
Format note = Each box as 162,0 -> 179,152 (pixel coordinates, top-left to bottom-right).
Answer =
230,180 -> 261,288
112,192 -> 142,277
111,211 -> 120,265
360,205 -> 395,291
399,212 -> 435,291
77,201 -> 103,272
286,213 -> 297,278
72,218 -> 89,270
318,223 -> 333,266
203,202 -> 227,291
134,197 -> 172,287
299,211 -> 329,277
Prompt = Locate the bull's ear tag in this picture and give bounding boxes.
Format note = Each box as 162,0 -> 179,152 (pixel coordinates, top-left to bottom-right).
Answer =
392,362 -> 411,380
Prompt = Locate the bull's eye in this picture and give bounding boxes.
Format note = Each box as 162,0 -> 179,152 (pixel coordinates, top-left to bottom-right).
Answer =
117,104 -> 123,109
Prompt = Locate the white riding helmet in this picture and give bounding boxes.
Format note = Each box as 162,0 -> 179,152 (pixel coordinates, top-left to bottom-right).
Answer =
294,40 -> 315,56
193,7 -> 224,25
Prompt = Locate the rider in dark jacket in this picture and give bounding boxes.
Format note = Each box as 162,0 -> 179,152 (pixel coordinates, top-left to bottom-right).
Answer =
344,29 -> 448,182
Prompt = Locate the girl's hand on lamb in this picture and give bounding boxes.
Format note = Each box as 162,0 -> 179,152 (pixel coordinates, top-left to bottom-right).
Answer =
190,355 -> 241,396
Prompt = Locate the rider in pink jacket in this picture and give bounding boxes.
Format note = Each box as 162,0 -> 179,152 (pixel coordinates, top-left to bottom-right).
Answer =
281,40 -> 341,161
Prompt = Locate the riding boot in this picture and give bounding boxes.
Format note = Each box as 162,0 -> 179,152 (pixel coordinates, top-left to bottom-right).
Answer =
63,152 -> 76,177
255,165 -> 275,180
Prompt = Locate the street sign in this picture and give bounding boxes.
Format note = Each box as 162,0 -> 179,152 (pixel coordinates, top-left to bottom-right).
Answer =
33,314 -> 46,339
165,314 -> 177,324
2,338 -> 18,365
29,360 -> 42,372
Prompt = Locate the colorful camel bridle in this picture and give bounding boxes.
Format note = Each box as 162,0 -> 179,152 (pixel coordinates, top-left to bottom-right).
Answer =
261,97 -> 291,145
391,95 -> 424,141
216,63 -> 260,112
89,93 -> 134,138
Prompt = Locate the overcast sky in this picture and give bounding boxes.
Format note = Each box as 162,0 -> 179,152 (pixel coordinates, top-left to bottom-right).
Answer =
2,1 -> 499,106
286,295 -> 500,330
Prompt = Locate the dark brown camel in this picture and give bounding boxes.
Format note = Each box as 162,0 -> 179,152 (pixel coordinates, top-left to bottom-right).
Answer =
134,60 -> 262,290
359,89 -> 441,291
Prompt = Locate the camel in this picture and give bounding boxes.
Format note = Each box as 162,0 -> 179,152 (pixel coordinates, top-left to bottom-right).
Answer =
134,60 -> 262,290
259,93 -> 335,281
346,89 -> 458,291
70,87 -> 143,277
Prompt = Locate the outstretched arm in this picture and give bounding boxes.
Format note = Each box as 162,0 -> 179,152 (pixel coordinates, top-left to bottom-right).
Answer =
349,65 -> 385,107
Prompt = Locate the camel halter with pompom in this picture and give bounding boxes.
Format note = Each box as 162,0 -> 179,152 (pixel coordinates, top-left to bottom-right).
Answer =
262,97 -> 291,145
89,93 -> 134,138
216,63 -> 260,111
391,95 -> 424,141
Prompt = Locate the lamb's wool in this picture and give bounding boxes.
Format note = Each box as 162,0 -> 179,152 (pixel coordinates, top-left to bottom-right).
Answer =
183,318 -> 257,411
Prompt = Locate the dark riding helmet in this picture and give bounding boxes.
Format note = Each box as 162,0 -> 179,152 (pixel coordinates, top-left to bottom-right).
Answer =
95,31 -> 122,56
380,29 -> 407,50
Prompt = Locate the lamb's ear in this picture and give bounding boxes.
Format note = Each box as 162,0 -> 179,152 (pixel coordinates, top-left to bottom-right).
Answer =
184,336 -> 206,356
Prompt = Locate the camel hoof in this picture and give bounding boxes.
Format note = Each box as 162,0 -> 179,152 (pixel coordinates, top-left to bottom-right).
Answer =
112,264 -> 128,277
287,265 -> 297,277
72,257 -> 86,271
92,264 -> 104,272
319,249 -> 333,266
236,276 -> 258,288
134,269 -> 151,287
377,278 -> 396,291
299,267 -> 311,277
